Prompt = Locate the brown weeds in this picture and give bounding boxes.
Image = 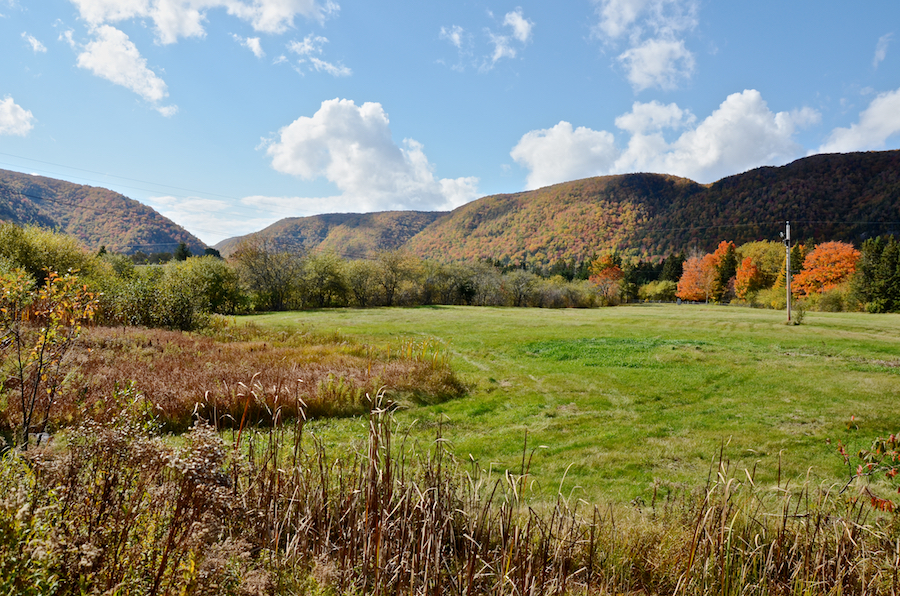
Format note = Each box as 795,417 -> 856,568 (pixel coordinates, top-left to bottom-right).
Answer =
2,395 -> 900,595
3,325 -> 465,433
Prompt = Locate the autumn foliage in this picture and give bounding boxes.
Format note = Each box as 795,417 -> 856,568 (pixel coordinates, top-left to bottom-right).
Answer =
792,241 -> 860,296
734,257 -> 765,299
589,254 -> 624,301
676,253 -> 718,301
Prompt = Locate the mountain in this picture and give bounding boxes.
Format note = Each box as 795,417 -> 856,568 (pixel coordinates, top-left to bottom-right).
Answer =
220,151 -> 900,265
215,211 -> 446,257
0,169 -> 206,254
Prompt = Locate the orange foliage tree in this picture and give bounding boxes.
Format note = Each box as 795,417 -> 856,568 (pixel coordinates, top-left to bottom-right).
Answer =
676,253 -> 718,302
792,241 -> 860,296
734,256 -> 765,299
589,254 -> 624,302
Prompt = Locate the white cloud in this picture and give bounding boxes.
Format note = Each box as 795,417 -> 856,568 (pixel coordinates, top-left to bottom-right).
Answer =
485,8 -> 533,68
75,24 -> 177,115
442,8 -> 532,71
22,32 -> 47,53
618,37 -> 694,91
818,87 -> 900,153
0,96 -> 35,136
287,33 -> 326,55
147,195 -> 279,245
592,0 -> 698,91
512,89 -> 820,188
874,32 -> 892,68
233,33 -> 264,57
440,25 -> 464,49
68,0 -> 338,45
308,56 -> 350,76
629,90 -> 819,181
503,8 -> 533,44
510,121 -> 619,189
614,99 -> 693,133
264,98 -> 479,212
286,33 -> 350,76
487,31 -> 517,65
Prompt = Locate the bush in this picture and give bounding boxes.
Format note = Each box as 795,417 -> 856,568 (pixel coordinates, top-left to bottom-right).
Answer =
638,280 -> 677,302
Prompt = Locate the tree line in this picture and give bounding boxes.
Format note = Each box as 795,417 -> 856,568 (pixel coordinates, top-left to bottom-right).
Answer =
3,223 -> 899,337
590,236 -> 900,313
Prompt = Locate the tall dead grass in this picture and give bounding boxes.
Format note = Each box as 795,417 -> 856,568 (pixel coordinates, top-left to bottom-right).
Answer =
4,390 -> 898,595
1,324 -> 465,434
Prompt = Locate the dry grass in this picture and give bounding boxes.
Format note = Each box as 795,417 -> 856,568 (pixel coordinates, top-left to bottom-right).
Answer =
3,396 -> 900,595
0,323 -> 466,434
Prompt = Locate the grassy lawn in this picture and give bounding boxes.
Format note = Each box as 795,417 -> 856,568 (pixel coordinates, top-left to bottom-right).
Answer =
243,304 -> 900,504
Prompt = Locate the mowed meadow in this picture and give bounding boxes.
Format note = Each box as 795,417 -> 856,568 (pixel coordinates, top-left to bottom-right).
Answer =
245,304 -> 900,503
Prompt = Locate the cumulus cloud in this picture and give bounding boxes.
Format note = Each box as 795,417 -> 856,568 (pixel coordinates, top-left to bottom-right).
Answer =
618,37 -> 694,91
511,89 -> 820,188
264,98 -> 479,212
818,87 -> 900,153
233,33 -> 264,57
0,96 -> 36,136
22,32 -> 48,53
69,0 -> 338,45
874,33 -> 892,68
286,33 -> 351,76
614,99 -> 693,133
75,25 -> 177,115
592,0 -> 699,91
510,122 -> 619,190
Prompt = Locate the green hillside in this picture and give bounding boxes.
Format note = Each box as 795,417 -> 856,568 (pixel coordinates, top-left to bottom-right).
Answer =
215,210 -> 445,257
0,169 -> 206,254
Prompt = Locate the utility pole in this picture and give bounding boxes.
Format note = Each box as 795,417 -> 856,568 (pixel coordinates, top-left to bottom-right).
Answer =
781,221 -> 792,323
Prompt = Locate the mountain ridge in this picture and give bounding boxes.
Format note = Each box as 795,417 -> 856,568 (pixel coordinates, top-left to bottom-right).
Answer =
0,169 -> 207,255
220,150 -> 900,263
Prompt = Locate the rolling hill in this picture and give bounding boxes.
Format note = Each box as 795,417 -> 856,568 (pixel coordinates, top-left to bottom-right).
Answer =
215,211 -> 445,257
0,169 -> 206,254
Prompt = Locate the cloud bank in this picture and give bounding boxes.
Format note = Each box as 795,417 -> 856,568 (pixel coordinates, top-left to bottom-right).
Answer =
512,89 -> 821,188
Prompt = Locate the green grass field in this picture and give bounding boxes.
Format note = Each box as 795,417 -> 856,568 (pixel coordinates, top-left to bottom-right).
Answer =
244,304 -> 900,504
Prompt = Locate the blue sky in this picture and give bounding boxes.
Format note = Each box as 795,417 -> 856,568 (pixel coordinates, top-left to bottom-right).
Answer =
1,0 -> 899,245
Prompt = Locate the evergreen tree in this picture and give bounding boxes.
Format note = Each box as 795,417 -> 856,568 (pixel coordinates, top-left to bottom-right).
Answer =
173,242 -> 191,261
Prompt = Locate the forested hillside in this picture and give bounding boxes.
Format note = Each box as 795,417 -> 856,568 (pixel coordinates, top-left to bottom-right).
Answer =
215,210 -> 445,257
0,169 -> 206,254
408,151 -> 900,264
219,150 -> 900,266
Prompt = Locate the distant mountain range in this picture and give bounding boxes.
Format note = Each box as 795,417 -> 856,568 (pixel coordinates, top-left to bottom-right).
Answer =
4,151 -> 900,264
0,169 -> 206,255
219,151 -> 900,263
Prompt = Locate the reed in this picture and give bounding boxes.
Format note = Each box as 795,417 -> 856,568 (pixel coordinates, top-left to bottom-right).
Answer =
2,387 -> 899,595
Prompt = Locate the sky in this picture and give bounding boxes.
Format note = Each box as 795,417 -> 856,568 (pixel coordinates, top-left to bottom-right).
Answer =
1,0 -> 900,246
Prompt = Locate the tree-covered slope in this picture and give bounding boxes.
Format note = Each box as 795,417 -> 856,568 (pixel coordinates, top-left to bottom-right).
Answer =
405,174 -> 703,264
215,211 -> 446,257
406,150 -> 900,264
0,169 -> 206,254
